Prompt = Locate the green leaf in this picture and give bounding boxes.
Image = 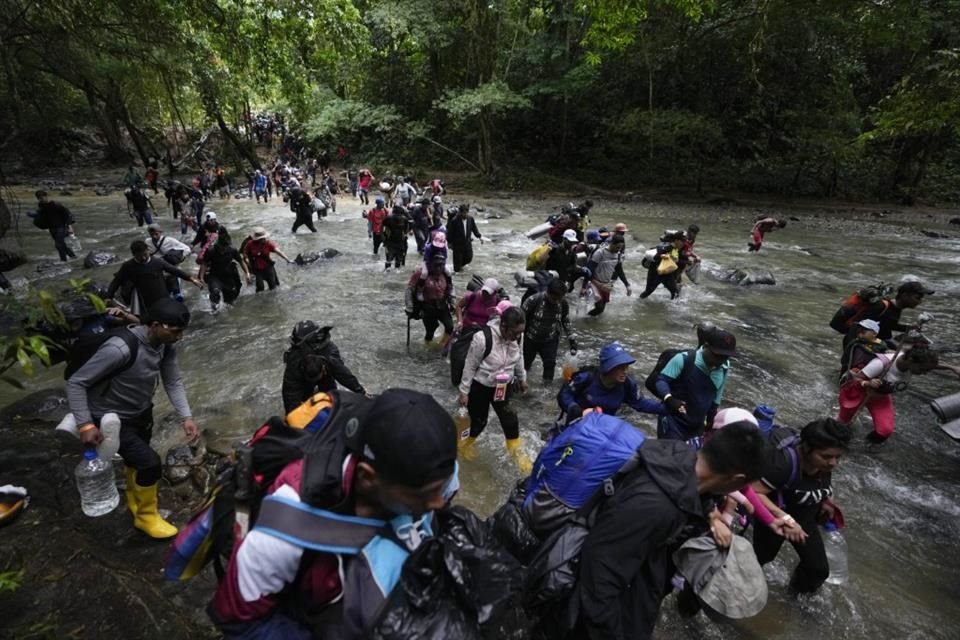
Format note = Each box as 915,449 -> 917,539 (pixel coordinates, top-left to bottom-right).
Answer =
29,336 -> 51,366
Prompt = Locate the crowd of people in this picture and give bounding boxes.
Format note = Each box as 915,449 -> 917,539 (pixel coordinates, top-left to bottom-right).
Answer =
24,153 -> 957,640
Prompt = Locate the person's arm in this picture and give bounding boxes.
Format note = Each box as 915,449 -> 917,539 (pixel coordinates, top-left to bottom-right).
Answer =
160,259 -> 200,284
271,247 -> 292,263
613,260 -> 630,290
454,293 -> 470,327
197,261 -> 208,283
577,495 -> 682,640
233,250 -> 251,279
325,345 -> 365,394
470,218 -> 482,240
560,300 -> 573,339
654,353 -> 686,400
160,346 -> 198,440
105,264 -> 126,301
65,340 -> 130,428
624,378 -> 666,415
514,336 -> 527,385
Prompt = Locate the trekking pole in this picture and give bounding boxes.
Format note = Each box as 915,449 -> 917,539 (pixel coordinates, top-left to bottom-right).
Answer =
406,314 -> 411,350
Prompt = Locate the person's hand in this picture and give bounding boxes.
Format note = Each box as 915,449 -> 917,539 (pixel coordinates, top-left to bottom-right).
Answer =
818,500 -> 836,524
191,276 -> 204,288
625,286 -> 633,297
182,418 -> 200,443
458,393 -> 469,407
709,511 -> 733,548
862,378 -> 882,389
246,274 -> 254,284
79,423 -> 103,446
566,403 -> 583,420
479,238 -> 485,245
665,396 -> 686,415
780,516 -> 808,543
520,381 -> 529,394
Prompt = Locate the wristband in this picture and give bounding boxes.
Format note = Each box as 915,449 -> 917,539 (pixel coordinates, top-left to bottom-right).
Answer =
78,423 -> 97,434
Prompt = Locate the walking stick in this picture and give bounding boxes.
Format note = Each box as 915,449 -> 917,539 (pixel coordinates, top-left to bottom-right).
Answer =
406,314 -> 411,350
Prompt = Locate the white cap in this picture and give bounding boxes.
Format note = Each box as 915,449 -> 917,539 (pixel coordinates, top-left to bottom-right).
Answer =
562,229 -> 578,242
712,407 -> 758,430
858,319 -> 880,333
204,211 -> 218,221
481,278 -> 499,294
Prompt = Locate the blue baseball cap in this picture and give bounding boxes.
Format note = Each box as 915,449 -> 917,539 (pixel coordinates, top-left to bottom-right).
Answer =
599,342 -> 636,374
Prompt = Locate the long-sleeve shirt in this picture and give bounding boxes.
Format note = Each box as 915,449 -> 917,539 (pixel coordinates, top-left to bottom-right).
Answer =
458,319 -> 525,395
149,235 -> 191,261
522,292 -> 572,343
558,371 -> 664,423
106,257 -> 193,310
65,325 -> 192,425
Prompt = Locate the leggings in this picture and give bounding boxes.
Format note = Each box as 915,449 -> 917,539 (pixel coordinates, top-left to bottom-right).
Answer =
110,407 -> 161,486
753,505 -> 829,592
467,380 -> 520,440
639,268 -> 679,299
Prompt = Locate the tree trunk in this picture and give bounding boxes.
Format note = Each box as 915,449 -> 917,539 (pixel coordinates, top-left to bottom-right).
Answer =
0,41 -> 22,133
84,87 -> 129,162
214,110 -> 261,171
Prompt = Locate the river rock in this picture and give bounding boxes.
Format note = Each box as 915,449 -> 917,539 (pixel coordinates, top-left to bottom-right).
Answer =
59,190 -> 72,196
949,217 -> 960,225
724,269 -> 776,286
93,186 -> 113,196
294,248 -> 341,265
83,251 -> 117,268
163,442 -> 207,485
920,229 -> 949,239
0,249 -> 26,272
0,388 -> 68,428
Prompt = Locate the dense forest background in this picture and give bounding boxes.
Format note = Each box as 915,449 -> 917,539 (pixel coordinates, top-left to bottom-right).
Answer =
1,0 -> 958,202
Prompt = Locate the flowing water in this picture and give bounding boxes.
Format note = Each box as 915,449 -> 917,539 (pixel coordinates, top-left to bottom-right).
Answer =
4,186 -> 960,639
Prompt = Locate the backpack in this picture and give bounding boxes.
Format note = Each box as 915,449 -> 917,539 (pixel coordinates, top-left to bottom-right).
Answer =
768,426 -> 801,503
63,328 -> 141,381
526,243 -> 551,270
522,412 -> 646,538
641,247 -> 657,269
164,390 -> 376,581
644,348 -> 697,397
829,283 -> 893,334
449,325 -> 494,386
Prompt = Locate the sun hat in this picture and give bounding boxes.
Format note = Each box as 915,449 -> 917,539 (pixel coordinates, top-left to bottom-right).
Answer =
251,226 -> 270,241
598,342 -> 636,374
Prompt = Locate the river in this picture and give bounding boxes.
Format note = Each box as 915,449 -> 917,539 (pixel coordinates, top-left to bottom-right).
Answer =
4,185 -> 960,639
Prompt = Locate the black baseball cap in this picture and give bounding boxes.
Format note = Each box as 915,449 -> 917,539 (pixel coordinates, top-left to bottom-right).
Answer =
143,298 -> 191,327
359,388 -> 457,488
704,329 -> 739,357
897,280 -> 934,296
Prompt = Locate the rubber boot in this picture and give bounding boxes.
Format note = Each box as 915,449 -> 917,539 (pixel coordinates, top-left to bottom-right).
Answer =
458,436 -> 478,461
505,438 -> 532,475
130,481 -> 178,539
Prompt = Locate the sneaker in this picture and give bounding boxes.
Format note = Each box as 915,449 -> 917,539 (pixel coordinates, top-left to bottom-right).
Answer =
865,431 -> 889,450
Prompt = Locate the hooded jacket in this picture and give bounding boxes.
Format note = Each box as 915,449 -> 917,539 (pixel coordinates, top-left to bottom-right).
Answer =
282,329 -> 365,413
575,440 -> 709,640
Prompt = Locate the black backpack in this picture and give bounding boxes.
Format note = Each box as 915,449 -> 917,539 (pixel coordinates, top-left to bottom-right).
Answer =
449,325 -> 494,386
644,348 -> 696,397
63,328 -> 141,381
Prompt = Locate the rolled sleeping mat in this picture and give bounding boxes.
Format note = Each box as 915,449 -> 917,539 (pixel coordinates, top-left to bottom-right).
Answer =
930,392 -> 960,423
526,221 -> 553,240
467,274 -> 485,293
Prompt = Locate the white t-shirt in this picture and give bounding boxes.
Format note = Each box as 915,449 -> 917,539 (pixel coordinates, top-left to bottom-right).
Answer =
861,353 -> 911,392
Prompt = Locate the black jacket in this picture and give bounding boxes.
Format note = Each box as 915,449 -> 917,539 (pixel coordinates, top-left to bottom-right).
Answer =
281,331 -> 364,413
575,440 -> 709,640
446,213 -> 481,247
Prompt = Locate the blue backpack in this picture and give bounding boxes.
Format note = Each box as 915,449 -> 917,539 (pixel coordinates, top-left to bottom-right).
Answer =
522,412 -> 646,538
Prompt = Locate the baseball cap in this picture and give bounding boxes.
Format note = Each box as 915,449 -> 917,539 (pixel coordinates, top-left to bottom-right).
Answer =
481,278 -> 499,294
562,229 -> 578,242
143,298 -> 191,327
898,280 -> 934,296
204,211 -> 218,221
598,342 -> 636,374
857,318 -> 880,333
712,407 -> 758,430
147,223 -> 162,233
704,329 -> 738,357
359,389 -> 457,488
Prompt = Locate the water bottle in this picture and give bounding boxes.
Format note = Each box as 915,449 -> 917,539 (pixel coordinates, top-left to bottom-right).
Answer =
75,447 -> 120,517
562,352 -> 580,382
453,406 -> 471,441
823,521 -> 849,585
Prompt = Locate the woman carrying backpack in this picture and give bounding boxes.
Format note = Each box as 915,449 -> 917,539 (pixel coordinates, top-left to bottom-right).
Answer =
457,305 -> 531,472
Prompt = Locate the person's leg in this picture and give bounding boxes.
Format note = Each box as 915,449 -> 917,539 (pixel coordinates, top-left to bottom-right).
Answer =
752,517 -> 787,565
51,229 -> 68,261
467,381 -> 493,438
254,269 -> 266,293
866,394 -> 895,441
117,410 -> 162,487
292,219 -> 302,234
491,395 -> 520,441
305,216 -> 317,233
639,268 -> 660,298
540,335 -> 560,381
587,299 -> 606,316
789,511 -> 830,592
372,233 -> 382,255
266,265 -> 280,290
664,273 -> 680,299
837,383 -> 866,425
452,247 -> 463,273
438,306 -> 454,338
143,209 -> 154,225
208,275 -> 224,308
462,243 -> 474,269
422,306 -> 440,341
523,337 -> 539,374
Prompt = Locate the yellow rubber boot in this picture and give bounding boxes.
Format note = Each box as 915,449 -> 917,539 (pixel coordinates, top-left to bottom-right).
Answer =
124,467 -> 139,516
505,438 -> 533,475
130,481 -> 178,539
458,436 -> 479,461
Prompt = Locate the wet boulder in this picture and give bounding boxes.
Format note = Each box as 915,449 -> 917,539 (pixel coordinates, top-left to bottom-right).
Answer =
0,388 -> 68,428
0,248 -> 26,273
83,251 -> 117,268
724,269 -> 776,286
949,217 -> 960,226
93,186 -> 113,196
163,441 -> 207,485
294,248 -> 340,265
920,229 -> 950,239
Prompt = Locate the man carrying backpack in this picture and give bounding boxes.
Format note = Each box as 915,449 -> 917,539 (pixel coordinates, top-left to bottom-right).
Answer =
209,389 -> 458,639
30,190 -> 77,261
522,278 -> 576,382
66,298 -> 199,539
558,342 -> 664,425
582,234 -> 631,316
572,422 -> 767,640
654,328 -> 737,442
750,418 -> 850,593
147,223 -> 191,301
106,240 -> 203,313
281,321 -> 367,413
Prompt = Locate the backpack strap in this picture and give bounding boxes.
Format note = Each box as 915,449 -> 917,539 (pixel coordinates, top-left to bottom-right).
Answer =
481,325 -> 494,361
254,494 -> 385,554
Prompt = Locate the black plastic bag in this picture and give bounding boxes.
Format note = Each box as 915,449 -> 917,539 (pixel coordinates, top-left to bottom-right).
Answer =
487,481 -> 542,565
370,506 -> 525,640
